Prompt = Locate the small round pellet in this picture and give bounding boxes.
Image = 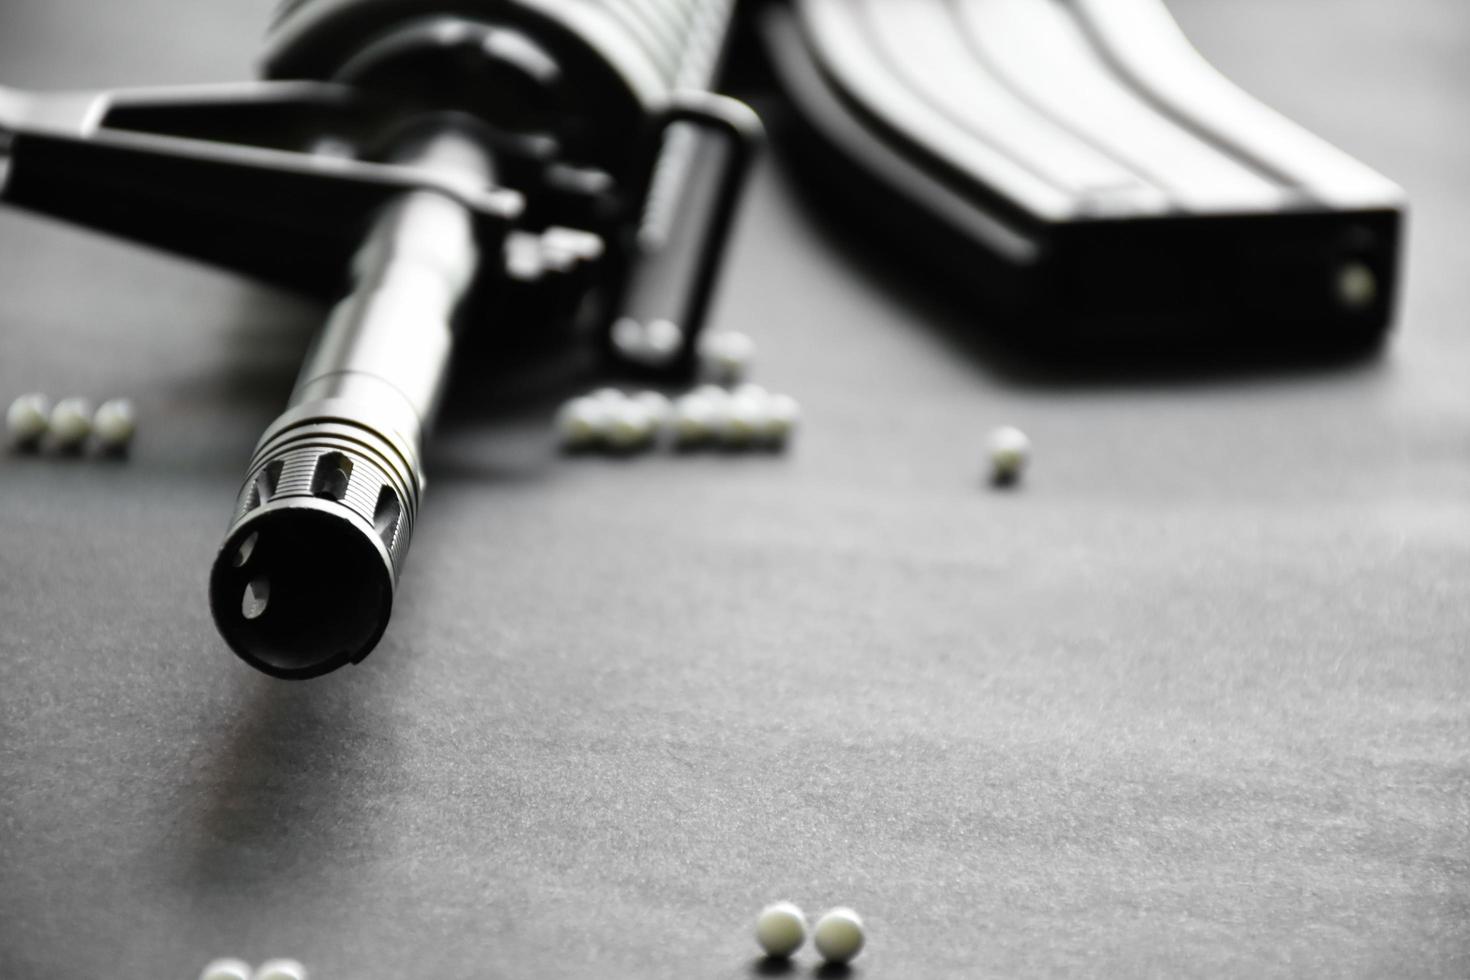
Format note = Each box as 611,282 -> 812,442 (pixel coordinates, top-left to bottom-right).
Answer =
755,901 -> 808,958
812,907 -> 865,965
198,959 -> 251,980
605,400 -> 655,450
719,391 -> 770,446
698,330 -> 755,383
692,382 -> 731,402
644,319 -> 684,360
610,319 -> 683,366
610,317 -> 644,356
48,397 -> 93,449
252,959 -> 307,980
93,398 -> 136,451
633,391 -> 673,431
556,397 -> 607,449
699,393 -> 735,445
987,425 -> 1030,483
6,393 -> 50,446
672,393 -> 719,445
590,387 -> 627,413
763,393 -> 801,444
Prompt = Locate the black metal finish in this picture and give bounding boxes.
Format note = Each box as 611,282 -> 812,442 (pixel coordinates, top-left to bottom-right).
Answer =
209,130 -> 490,678
0,0 -> 1408,677
0,0 -> 761,676
759,0 -> 1405,350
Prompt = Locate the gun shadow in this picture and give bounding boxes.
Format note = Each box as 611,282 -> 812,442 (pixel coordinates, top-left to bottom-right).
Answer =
175,663 -> 406,914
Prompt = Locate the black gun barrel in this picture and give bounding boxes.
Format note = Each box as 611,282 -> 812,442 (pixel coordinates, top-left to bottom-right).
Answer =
1,0 -> 755,679
209,129 -> 489,678
205,0 -> 753,678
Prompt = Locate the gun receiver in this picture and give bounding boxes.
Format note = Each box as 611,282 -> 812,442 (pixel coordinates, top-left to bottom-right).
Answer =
0,0 -> 761,677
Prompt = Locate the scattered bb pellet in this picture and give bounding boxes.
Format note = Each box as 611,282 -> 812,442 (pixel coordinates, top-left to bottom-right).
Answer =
987,425 -> 1030,483
633,391 -> 673,433
252,959 -> 307,980
93,398 -> 136,451
6,393 -> 50,446
672,392 -> 719,445
812,907 -> 866,965
556,396 -> 607,449
48,397 -> 93,449
755,901 -> 808,958
198,958 -> 251,980
697,330 -> 755,383
605,398 -> 656,450
763,393 -> 801,444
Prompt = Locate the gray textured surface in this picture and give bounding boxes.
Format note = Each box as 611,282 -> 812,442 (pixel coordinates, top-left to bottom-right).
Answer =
2,1 -> 1469,977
